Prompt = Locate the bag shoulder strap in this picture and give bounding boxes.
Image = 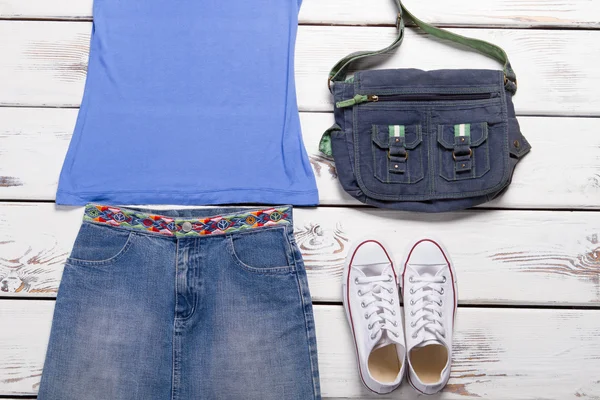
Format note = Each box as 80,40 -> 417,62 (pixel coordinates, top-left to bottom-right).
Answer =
328,0 -> 517,94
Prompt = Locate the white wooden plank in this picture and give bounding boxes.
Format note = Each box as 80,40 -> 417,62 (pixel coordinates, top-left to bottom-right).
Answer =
260,207 -> 600,306
302,113 -> 600,209
300,0 -> 600,29
0,0 -> 91,20
1,0 -> 598,29
1,108 -> 599,210
1,22 -> 599,116
1,203 -> 599,306
298,26 -> 600,116
0,108 -> 72,199
0,300 -> 48,394
1,300 -> 599,399
319,306 -> 600,399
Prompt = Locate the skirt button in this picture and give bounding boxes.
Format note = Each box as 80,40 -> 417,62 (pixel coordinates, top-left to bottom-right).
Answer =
182,221 -> 193,232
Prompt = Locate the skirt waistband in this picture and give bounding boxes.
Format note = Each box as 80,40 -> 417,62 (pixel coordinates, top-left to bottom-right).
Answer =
83,204 -> 293,237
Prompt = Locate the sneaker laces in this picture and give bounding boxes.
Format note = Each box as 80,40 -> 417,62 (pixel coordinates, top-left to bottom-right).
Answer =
356,274 -> 401,341
408,275 -> 447,340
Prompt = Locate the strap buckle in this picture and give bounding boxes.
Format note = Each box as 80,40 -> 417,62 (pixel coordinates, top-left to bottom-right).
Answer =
452,148 -> 472,161
504,75 -> 518,90
389,150 -> 408,161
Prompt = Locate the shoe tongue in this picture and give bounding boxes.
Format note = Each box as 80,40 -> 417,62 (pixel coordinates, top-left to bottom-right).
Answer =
358,262 -> 392,278
374,333 -> 393,350
374,330 -> 401,351
415,337 -> 442,348
410,264 -> 445,277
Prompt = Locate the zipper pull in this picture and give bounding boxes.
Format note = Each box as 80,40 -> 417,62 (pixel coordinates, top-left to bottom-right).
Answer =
336,94 -> 380,108
336,94 -> 368,108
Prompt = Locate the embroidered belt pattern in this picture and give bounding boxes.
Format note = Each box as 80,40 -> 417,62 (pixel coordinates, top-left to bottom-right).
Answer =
83,204 -> 292,237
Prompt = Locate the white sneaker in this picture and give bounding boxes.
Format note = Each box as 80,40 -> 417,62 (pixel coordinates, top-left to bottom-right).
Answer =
342,238 -> 406,394
401,238 -> 458,395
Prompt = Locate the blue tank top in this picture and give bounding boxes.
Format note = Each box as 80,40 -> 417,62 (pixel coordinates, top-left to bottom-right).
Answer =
56,0 -> 318,206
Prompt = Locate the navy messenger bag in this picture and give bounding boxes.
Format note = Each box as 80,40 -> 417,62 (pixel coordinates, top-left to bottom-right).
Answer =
319,0 -> 531,212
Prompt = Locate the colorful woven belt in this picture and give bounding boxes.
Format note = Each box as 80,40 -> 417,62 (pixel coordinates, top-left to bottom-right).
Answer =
83,204 -> 292,237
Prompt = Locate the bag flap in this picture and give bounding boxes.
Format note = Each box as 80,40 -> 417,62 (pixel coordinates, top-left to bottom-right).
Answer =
355,69 -> 504,92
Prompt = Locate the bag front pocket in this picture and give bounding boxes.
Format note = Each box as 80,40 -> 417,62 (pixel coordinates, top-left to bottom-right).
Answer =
437,122 -> 490,181
372,124 -> 424,184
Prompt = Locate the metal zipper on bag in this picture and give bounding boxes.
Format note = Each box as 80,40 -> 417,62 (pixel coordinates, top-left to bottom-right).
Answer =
336,92 -> 493,108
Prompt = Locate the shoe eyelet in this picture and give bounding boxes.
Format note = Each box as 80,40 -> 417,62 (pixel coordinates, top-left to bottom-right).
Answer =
368,323 -> 373,330
370,334 -> 376,340
441,332 -> 446,338
387,275 -> 393,282
392,331 -> 399,337
364,312 -> 369,319
409,276 -> 414,283
391,310 -> 396,316
354,278 -> 359,284
410,300 -> 415,305
442,276 -> 447,283
409,289 -> 414,294
357,290 -> 363,296
360,302 -> 366,308
439,300 -> 443,306
392,321 -> 398,327
390,299 -> 394,305
440,288 -> 444,295
410,311 -> 416,316
412,333 -> 417,339
410,322 -> 416,327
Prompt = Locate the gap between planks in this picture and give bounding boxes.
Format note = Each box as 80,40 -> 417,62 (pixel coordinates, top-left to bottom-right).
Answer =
1,198 -> 600,214
2,0 -> 600,29
2,297 -> 599,312
2,17 -> 599,31
5,104 -> 600,120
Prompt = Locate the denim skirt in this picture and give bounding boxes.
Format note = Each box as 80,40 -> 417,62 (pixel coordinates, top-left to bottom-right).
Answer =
38,204 -> 321,400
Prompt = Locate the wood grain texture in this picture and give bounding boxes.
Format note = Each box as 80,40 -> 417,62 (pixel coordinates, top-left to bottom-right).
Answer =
1,22 -> 600,116
301,113 -> 600,209
1,203 -> 599,306
1,0 -> 598,29
1,108 -> 599,210
0,301 -> 47,395
316,306 -> 600,399
298,26 -> 600,116
1,300 -> 599,399
293,208 -> 600,306
300,0 -> 600,28
0,108 -> 72,201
